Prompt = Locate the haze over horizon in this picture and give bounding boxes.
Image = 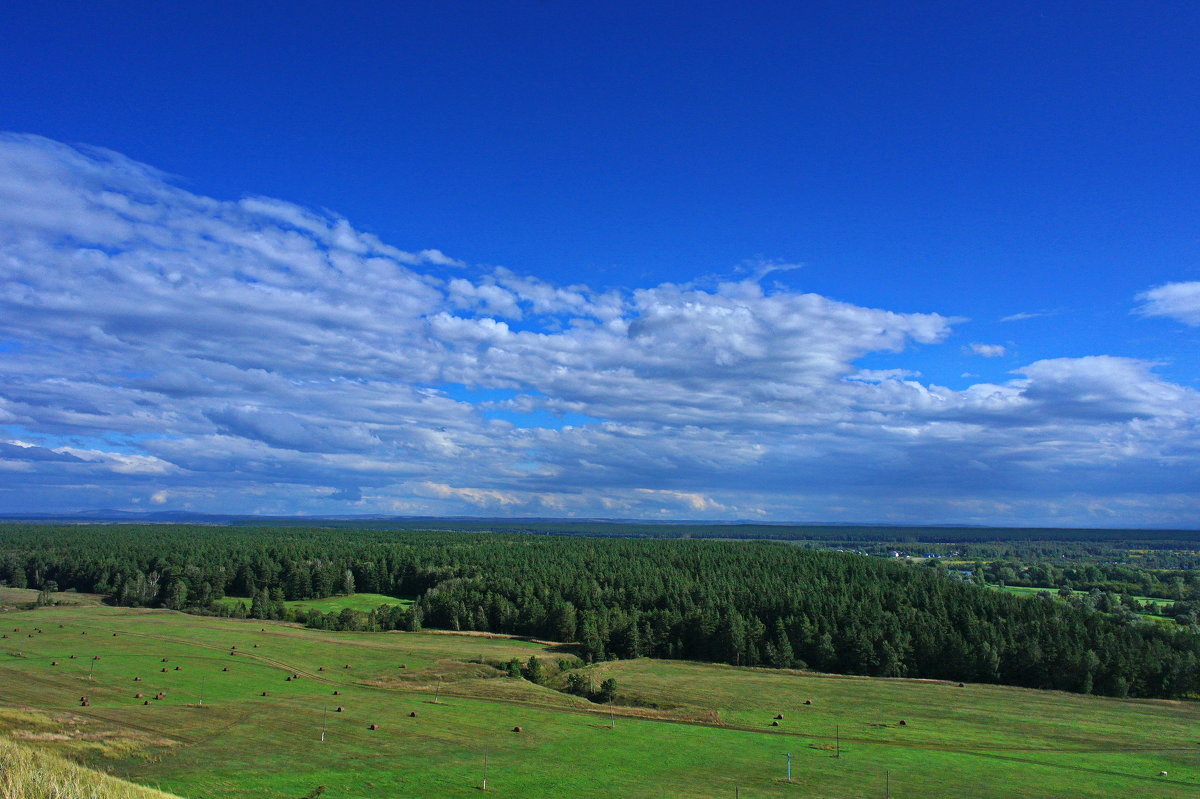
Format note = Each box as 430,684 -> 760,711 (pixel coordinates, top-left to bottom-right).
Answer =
2,3 -> 1198,527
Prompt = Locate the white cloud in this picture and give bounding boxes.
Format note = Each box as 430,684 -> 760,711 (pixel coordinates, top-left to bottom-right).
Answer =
416,481 -> 521,507
635,488 -> 726,512
1136,281 -> 1200,326
1000,310 -> 1054,322
967,343 -> 1006,357
0,134 -> 1198,526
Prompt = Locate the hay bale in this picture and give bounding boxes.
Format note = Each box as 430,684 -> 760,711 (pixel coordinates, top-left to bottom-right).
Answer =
81,631 -> 87,635
336,706 -> 345,712
292,673 -> 299,679
253,644 -> 259,648
369,723 -> 380,730
898,720 -> 906,726
803,699 -> 812,705
143,700 -> 151,705
161,668 -> 168,672
318,666 -> 325,671
409,711 -> 418,717
113,633 -> 118,637
1160,771 -> 1168,776
399,664 -> 407,669
93,656 -> 101,660
285,676 -> 292,682
69,654 -> 76,659
135,693 -> 144,698
51,661 -> 59,666
774,714 -> 784,720
80,696 -> 87,702
957,682 -> 965,687
134,677 -> 142,681
222,666 -> 229,672
333,690 -> 341,695
80,700 -> 89,707
512,726 -> 523,733
174,666 -> 182,671
770,720 -> 780,727
343,664 -> 351,669
261,691 -> 270,696
161,658 -> 168,662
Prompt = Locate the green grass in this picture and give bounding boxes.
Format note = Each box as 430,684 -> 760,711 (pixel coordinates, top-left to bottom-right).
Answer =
0,586 -> 105,609
996,585 -> 1177,622
213,592 -> 412,614
0,735 -> 183,799
1,605 -> 1197,798
998,585 -> 1175,607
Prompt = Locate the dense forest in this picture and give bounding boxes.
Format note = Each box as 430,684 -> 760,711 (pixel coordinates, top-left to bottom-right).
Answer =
1,524 -> 1198,699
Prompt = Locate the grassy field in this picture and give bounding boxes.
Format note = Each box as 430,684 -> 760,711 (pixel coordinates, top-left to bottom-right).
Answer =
0,586 -> 105,608
213,592 -> 413,614
996,585 -> 1176,623
0,605 -> 1197,798
998,584 -> 1175,607
0,733 -> 183,799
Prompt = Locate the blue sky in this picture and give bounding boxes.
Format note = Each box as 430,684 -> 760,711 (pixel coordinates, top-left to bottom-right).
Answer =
1,2 -> 1198,525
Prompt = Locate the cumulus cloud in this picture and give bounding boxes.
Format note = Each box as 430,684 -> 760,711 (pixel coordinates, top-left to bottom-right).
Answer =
1,133 -> 1198,525
1136,281 -> 1200,326
967,343 -> 1006,358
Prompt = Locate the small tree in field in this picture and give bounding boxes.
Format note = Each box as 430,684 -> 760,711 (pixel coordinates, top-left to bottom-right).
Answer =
36,580 -> 58,606
524,655 -> 544,684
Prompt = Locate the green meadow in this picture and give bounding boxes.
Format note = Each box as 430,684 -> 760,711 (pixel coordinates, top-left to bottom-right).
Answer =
213,592 -> 413,614
998,584 -> 1174,609
0,604 -> 1197,798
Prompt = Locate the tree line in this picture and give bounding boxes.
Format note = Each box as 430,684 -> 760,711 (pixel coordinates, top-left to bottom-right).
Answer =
1,523 -> 1197,699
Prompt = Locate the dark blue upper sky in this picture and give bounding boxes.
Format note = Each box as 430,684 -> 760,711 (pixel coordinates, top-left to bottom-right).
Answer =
1,2 -> 1198,523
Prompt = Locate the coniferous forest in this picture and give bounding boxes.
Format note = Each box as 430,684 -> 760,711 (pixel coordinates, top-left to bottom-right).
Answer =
1,524 -> 1197,699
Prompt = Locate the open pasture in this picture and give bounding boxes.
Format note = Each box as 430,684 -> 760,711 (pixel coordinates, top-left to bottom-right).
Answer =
1,604 -> 1197,798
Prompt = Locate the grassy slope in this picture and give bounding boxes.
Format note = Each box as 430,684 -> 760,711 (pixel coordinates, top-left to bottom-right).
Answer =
0,605 -> 1196,798
0,736 -> 183,799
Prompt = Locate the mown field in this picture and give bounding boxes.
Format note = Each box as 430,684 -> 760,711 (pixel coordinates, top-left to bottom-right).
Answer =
0,603 -> 1197,798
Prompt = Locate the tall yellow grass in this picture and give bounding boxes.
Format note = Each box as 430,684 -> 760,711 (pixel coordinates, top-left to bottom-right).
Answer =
0,737 -> 180,799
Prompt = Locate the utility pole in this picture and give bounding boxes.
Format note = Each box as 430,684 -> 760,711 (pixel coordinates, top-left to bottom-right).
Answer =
198,676 -> 205,706
783,752 -> 792,783
609,703 -> 615,729
320,706 -> 328,742
433,676 -> 443,704
88,658 -> 95,680
835,725 -> 840,758
481,744 -> 489,791
885,769 -> 890,799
